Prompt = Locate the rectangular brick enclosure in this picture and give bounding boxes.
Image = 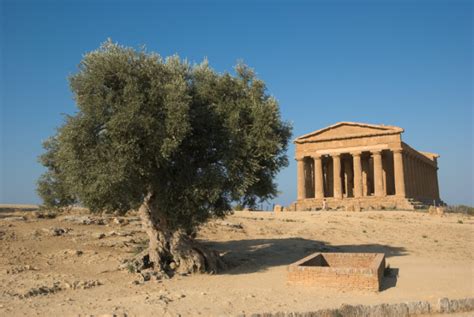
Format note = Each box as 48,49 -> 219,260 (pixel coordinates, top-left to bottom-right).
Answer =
287,252 -> 385,292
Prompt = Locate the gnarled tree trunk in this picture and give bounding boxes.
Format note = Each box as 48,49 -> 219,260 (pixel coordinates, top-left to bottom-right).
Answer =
138,193 -> 225,276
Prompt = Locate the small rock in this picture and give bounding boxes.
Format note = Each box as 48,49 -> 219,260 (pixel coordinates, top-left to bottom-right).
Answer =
169,262 -> 177,270
6,265 -> 38,274
75,250 -> 84,256
34,211 -> 57,219
20,282 -> 62,298
48,227 -> 70,236
3,216 -> 26,222
61,215 -> 92,224
216,221 -> 243,229
94,233 -> 106,239
95,218 -> 107,225
140,272 -> 151,282
66,279 -> 102,290
113,218 -> 129,226
406,300 -> 431,315
60,215 -> 106,225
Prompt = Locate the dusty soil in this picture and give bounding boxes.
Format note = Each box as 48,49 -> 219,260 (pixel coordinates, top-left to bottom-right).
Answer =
0,205 -> 473,316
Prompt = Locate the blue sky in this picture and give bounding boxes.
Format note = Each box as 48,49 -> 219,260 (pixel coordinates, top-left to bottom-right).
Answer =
1,0 -> 472,207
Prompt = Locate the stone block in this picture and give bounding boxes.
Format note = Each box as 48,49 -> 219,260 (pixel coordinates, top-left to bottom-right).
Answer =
406,300 -> 431,315
438,297 -> 450,313
287,252 -> 385,291
273,205 -> 284,213
456,298 -> 474,311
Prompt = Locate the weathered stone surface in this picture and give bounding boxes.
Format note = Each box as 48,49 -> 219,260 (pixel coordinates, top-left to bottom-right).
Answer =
94,232 -> 106,239
216,220 -> 243,229
241,298 -> 474,316
43,227 -> 70,236
2,216 -> 26,221
406,300 -> 430,315
60,215 -> 107,225
438,297 -> 450,313
273,205 -> 283,212
438,297 -> 474,313
287,252 -> 385,292
454,298 -> 474,311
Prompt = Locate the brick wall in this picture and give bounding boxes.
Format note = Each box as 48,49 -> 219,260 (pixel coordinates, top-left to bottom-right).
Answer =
288,253 -> 385,292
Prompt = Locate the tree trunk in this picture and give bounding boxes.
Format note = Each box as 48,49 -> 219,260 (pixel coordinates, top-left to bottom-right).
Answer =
138,193 -> 225,276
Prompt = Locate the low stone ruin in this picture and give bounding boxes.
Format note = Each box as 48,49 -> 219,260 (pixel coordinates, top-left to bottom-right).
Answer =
287,252 -> 385,292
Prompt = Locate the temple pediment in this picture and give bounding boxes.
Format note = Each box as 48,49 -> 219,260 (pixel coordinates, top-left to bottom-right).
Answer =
294,122 -> 404,143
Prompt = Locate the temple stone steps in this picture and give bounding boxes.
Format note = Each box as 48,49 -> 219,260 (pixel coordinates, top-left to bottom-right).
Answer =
288,196 -> 444,212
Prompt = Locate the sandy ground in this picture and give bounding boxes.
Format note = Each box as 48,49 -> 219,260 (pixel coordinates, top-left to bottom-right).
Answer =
0,205 -> 473,316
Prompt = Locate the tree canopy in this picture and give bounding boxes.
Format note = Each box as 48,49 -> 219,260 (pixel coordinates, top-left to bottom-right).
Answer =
38,40 -> 292,273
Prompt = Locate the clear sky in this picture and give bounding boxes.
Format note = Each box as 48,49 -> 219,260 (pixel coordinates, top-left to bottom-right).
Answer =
1,0 -> 472,207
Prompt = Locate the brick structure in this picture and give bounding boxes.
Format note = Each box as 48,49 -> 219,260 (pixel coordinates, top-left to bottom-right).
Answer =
287,252 -> 385,292
290,122 -> 444,211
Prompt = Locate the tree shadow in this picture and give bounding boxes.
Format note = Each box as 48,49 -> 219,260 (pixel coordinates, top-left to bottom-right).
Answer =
202,238 -> 408,276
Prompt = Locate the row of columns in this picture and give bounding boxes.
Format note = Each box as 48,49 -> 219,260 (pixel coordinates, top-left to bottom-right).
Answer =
404,152 -> 440,200
297,149 -> 406,200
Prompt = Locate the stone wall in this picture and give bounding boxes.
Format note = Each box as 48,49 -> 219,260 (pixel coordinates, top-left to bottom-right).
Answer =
238,297 -> 474,317
287,253 -> 385,292
287,196 -> 417,212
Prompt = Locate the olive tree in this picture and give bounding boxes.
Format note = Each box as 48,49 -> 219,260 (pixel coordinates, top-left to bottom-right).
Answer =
38,40 -> 291,275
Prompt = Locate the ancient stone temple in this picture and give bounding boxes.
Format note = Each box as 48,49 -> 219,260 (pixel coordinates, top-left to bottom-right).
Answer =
290,122 -> 442,211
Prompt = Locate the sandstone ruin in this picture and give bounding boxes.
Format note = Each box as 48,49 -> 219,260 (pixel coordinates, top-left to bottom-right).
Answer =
287,252 -> 385,292
289,122 -> 443,211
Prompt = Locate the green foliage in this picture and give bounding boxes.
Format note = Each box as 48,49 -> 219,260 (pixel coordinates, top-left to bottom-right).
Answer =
37,137 -> 77,209
38,40 -> 292,232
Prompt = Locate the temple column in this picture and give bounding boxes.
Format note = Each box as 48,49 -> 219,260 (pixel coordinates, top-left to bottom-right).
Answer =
407,155 -> 413,197
372,150 -> 385,197
333,154 -> 343,199
405,154 -> 412,196
434,167 -> 440,200
432,166 -> 437,200
322,159 -> 328,196
405,153 -> 411,196
410,156 -> 415,197
353,152 -> 363,198
414,157 -> 421,198
419,162 -> 424,199
362,155 -> 370,196
297,158 -> 306,200
410,155 -> 416,197
327,159 -> 334,197
416,158 -> 422,198
421,162 -> 427,199
427,165 -> 432,199
432,167 -> 436,200
393,148 -> 406,197
428,165 -> 434,200
344,156 -> 353,197
313,155 -> 324,199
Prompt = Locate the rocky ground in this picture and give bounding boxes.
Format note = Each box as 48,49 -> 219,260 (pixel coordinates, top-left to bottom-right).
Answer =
0,205 -> 472,316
